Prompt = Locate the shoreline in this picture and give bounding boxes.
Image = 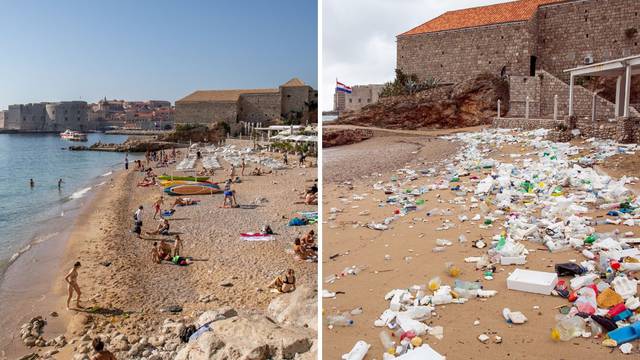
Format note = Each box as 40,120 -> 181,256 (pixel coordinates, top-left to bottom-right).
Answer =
3,148 -> 318,359
0,168 -> 124,358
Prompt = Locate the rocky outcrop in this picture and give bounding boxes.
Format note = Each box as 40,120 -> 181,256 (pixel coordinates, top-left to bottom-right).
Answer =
336,73 -> 509,130
175,312 -> 314,360
267,285 -> 317,331
69,139 -> 185,152
322,129 -> 373,148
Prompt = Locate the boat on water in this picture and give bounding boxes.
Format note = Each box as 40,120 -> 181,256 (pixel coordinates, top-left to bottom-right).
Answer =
60,129 -> 88,141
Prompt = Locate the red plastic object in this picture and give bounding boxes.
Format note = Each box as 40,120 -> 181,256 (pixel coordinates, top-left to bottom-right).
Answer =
607,303 -> 627,318
568,291 -> 578,302
400,330 -> 416,341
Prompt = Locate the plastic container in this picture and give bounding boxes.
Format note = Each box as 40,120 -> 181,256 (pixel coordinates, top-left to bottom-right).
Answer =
428,277 -> 442,291
327,314 -> 354,327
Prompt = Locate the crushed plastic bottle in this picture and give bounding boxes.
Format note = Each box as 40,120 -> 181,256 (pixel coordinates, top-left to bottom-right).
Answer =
327,314 -> 354,327
550,316 -> 586,341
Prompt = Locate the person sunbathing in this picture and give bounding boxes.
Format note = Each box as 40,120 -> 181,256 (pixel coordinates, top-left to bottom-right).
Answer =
293,238 -> 315,260
268,269 -> 296,293
146,219 -> 170,235
251,167 -> 263,176
172,197 -> 198,209
137,176 -> 155,187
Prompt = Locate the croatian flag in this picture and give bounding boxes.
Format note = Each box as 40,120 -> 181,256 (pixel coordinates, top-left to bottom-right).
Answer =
336,80 -> 352,94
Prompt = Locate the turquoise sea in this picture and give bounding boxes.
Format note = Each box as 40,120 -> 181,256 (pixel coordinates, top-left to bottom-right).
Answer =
0,133 -> 129,273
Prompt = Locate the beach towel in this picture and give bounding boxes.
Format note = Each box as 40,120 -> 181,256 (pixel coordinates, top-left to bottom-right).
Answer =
288,217 -> 308,226
297,211 -> 318,224
240,233 -> 275,241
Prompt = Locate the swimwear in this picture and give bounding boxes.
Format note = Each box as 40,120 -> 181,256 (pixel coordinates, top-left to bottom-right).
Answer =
224,190 -> 232,197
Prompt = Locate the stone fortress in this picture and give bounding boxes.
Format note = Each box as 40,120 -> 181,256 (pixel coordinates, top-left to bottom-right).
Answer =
175,78 -> 317,135
333,84 -> 385,112
3,101 -> 88,132
397,0 -> 640,141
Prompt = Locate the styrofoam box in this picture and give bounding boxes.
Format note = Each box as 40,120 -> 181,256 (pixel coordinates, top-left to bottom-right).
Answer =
507,269 -> 558,295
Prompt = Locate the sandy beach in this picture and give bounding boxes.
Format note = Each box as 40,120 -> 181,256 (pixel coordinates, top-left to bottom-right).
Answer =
322,128 -> 640,359
1,146 -> 318,359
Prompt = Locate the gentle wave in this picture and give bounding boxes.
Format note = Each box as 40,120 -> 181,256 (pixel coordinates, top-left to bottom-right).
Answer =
70,187 -> 92,199
102,171 -> 113,177
7,231 -> 60,266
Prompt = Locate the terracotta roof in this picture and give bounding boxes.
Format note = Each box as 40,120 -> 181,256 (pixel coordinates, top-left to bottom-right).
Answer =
400,0 -> 564,36
176,89 -> 279,103
281,78 -> 306,87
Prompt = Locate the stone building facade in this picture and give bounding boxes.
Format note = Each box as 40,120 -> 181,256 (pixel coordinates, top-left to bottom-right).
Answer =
0,110 -> 6,129
175,78 -> 316,134
3,101 -> 88,131
397,0 -> 640,84
333,84 -> 384,112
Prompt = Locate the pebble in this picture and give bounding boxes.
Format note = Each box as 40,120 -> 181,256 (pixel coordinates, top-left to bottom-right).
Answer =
478,334 -> 490,343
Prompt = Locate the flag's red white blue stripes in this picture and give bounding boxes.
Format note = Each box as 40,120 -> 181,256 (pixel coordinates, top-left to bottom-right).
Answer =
336,81 -> 352,94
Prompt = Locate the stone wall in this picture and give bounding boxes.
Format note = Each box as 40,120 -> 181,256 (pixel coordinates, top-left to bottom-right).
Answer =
507,76 -> 541,118
537,0 -> 640,83
45,102 -> 89,131
397,21 -> 535,83
281,86 -> 313,120
493,117 -> 566,130
238,93 -> 280,124
342,85 -> 384,112
0,110 -> 6,129
175,102 -> 238,126
398,0 -> 640,85
508,70 -> 619,120
574,116 -> 640,142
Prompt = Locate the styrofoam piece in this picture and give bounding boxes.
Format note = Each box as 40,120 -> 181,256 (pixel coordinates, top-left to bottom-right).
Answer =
570,273 -> 599,290
341,340 -> 370,360
394,344 -> 446,360
612,276 -> 638,299
396,314 -> 428,335
500,255 -> 527,265
507,269 -> 558,295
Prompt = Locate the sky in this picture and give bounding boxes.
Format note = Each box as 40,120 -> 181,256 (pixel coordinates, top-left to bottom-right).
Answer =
322,0 -> 512,111
0,0 -> 317,110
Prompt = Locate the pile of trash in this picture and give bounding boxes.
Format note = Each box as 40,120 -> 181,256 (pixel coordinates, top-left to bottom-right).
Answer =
327,128 -> 640,359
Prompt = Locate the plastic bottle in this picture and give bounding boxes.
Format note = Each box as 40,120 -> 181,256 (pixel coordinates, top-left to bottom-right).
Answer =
379,331 -> 395,354
327,314 -> 354,327
454,279 -> 482,290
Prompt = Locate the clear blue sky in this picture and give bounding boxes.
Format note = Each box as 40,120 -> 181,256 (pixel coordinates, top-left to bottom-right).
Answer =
0,0 -> 317,109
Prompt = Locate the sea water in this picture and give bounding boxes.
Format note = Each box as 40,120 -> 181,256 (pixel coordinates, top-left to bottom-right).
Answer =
0,133 -> 129,274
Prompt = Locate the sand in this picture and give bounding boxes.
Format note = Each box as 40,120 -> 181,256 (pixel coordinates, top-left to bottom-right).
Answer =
322,129 -> 638,359
1,149 -> 317,359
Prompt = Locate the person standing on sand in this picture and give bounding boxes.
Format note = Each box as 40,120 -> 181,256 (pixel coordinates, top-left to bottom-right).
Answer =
283,152 -> 288,166
298,151 -> 306,167
241,158 -> 246,176
64,261 -> 82,310
91,338 -> 116,360
152,196 -> 164,219
124,154 -> 129,170
173,235 -> 182,257
134,205 -> 144,239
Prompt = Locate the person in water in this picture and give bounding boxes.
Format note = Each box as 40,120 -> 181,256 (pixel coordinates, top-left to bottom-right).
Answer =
91,338 -> 116,360
268,269 -> 296,293
65,261 -> 82,310
30,178 -> 34,188
58,178 -> 64,189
